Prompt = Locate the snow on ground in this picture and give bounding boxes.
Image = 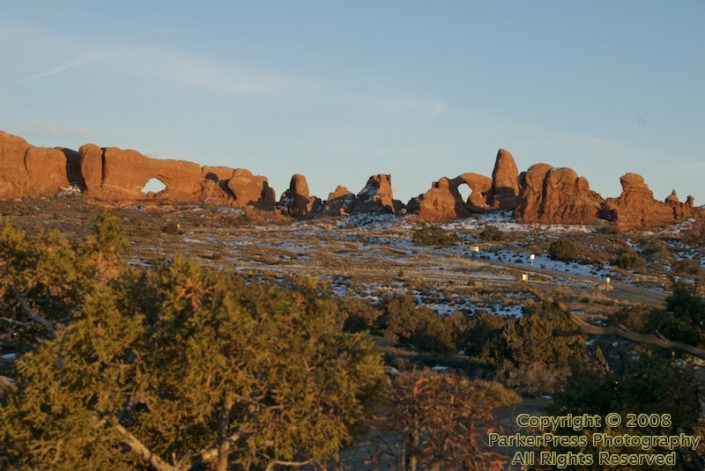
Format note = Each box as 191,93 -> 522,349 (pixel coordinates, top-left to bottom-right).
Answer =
327,281 -> 526,318
336,213 -> 411,230
442,247 -> 611,279
647,218 -> 697,236
440,211 -> 596,234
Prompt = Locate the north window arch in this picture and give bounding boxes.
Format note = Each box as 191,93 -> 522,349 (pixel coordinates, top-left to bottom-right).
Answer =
141,177 -> 167,195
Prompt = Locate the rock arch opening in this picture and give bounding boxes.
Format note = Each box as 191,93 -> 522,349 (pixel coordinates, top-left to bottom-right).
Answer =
456,183 -> 472,204
141,177 -> 167,196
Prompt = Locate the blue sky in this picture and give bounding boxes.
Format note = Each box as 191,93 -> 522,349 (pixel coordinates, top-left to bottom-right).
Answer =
1,1 -> 703,203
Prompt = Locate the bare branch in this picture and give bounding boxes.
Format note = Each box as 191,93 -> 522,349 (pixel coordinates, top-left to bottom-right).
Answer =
109,419 -> 178,471
12,289 -> 55,338
530,289 -> 705,361
264,459 -> 314,471
196,432 -> 241,465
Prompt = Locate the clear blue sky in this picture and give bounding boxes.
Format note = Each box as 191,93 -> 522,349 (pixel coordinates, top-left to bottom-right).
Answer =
1,1 -> 703,203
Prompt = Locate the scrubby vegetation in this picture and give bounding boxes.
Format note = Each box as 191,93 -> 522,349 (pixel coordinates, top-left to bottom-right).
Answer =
411,224 -> 459,247
614,246 -> 647,270
479,225 -> 505,242
547,283 -> 705,469
0,215 -> 385,470
548,237 -> 580,261
2,204 -> 705,469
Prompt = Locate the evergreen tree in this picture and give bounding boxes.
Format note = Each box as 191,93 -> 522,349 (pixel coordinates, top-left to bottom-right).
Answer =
0,219 -> 384,470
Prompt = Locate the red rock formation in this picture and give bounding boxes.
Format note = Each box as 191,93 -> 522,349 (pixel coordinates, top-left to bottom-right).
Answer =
413,172 -> 492,221
515,164 -> 603,224
489,148 -> 520,209
76,143 -> 274,207
93,146 -> 204,200
3,129 -> 704,228
225,169 -> 275,208
323,185 -> 356,215
452,173 -> 493,209
354,174 -> 396,213
602,173 -> 701,229
0,131 -> 72,199
280,174 -> 321,217
415,177 -> 469,221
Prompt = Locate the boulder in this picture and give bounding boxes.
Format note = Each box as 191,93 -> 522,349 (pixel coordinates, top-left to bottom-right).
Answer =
489,148 -> 520,209
280,174 -> 321,217
323,185 -> 356,215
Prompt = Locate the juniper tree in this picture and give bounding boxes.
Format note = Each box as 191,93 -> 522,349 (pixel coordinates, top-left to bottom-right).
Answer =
0,218 -> 384,470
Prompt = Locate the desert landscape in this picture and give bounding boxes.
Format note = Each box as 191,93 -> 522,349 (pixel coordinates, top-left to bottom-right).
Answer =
1,1 -> 704,470
2,128 -> 705,470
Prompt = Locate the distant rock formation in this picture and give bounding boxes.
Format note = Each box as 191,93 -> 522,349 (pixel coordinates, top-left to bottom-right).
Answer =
601,173 -> 699,229
414,177 -> 469,221
489,148 -> 519,209
79,144 -> 204,201
225,169 -> 276,208
0,130 -> 275,208
323,185 -> 356,215
514,164 -> 603,224
453,173 -> 493,210
0,131 -> 74,199
353,174 -> 397,213
1,129 -> 702,229
280,174 -> 321,217
412,172 -> 494,222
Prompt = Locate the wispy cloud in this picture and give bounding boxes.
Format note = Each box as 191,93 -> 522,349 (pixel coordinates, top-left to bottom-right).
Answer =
19,51 -> 119,82
122,46 -> 313,95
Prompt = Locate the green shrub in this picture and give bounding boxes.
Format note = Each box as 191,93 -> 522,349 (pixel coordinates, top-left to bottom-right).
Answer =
485,302 -> 587,395
548,237 -> 579,262
339,296 -> 382,333
162,221 -> 182,235
645,282 -> 705,348
411,224 -> 459,247
376,295 -> 458,356
639,236 -> 670,263
673,258 -> 702,276
411,312 -> 457,356
614,247 -> 646,270
684,224 -> 705,247
479,225 -> 504,242
461,312 -> 508,358
550,355 -> 699,457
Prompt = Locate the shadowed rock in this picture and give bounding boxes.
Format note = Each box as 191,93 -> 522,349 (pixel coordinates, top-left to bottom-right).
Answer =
324,185 -> 356,215
280,174 -> 321,217
354,174 -> 396,213
489,148 -> 520,209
